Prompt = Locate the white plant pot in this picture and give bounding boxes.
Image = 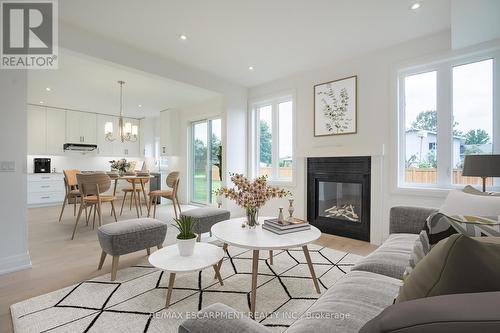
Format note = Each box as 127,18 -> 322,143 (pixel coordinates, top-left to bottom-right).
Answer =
177,237 -> 196,256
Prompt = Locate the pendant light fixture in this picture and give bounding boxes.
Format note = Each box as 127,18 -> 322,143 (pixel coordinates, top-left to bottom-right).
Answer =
105,80 -> 138,142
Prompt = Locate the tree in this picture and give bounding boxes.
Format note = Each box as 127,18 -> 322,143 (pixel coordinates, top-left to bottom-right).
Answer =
260,120 -> 272,165
464,129 -> 490,145
211,134 -> 222,181
411,110 -> 461,136
193,138 -> 207,173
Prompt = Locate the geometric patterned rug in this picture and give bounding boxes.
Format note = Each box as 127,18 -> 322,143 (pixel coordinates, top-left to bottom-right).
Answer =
10,244 -> 363,333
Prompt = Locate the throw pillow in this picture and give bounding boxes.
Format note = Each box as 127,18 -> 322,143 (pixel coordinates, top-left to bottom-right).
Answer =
439,189 -> 500,216
396,234 -> 500,303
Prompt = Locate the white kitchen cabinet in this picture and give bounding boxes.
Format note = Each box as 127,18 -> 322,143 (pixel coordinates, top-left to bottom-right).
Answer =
46,107 -> 66,155
27,105 -> 47,154
27,173 -> 65,207
160,110 -> 178,156
124,118 -> 140,157
66,110 -> 97,144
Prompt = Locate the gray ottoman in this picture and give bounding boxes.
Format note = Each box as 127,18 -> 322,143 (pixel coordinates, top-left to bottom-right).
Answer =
97,218 -> 167,280
180,208 -> 230,241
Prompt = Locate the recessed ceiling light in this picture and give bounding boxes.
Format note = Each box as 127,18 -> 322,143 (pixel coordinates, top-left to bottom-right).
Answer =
248,66 -> 254,71
410,2 -> 421,10
45,87 -> 51,91
179,34 -> 187,40
39,101 -> 44,104
138,104 -> 142,108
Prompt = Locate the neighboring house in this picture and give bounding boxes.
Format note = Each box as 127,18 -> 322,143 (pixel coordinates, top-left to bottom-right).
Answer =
405,129 -> 461,168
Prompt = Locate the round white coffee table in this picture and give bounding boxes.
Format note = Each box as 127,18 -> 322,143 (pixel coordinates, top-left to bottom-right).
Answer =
211,217 -> 321,318
148,242 -> 224,308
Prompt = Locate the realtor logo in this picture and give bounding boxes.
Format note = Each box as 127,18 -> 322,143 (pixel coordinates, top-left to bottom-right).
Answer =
1,0 -> 58,69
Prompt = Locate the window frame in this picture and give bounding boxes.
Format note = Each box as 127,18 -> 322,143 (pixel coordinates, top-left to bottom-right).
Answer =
250,94 -> 295,185
397,50 -> 500,190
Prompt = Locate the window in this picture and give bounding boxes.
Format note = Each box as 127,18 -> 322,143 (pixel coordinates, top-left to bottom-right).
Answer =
399,53 -> 498,189
252,96 -> 293,182
191,118 -> 222,204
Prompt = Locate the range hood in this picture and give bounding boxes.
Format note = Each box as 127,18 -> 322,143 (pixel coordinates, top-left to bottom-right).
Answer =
63,143 -> 98,152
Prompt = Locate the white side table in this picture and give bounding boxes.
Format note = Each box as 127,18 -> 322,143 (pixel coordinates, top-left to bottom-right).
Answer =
148,242 -> 224,308
211,217 -> 322,319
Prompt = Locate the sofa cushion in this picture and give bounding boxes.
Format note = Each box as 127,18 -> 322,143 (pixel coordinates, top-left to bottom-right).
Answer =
286,271 -> 401,333
352,233 -> 418,279
360,291 -> 500,333
180,207 -> 230,234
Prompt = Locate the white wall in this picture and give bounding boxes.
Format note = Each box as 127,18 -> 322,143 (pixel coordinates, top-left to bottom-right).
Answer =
452,0 -> 500,49
248,31 -> 453,244
0,71 -> 31,274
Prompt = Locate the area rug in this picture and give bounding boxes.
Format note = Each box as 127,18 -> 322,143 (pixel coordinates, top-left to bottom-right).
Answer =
11,244 -> 363,333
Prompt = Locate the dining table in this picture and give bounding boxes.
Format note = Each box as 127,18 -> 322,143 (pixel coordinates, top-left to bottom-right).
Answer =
110,174 -> 154,218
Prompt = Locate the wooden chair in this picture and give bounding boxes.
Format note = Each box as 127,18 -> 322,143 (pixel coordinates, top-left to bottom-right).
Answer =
148,171 -> 181,218
120,177 -> 150,216
59,169 -> 82,222
71,173 -> 117,240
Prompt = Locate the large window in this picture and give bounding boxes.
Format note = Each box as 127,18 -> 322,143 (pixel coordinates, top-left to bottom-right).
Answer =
399,53 -> 498,189
252,96 -> 293,182
191,118 -> 222,204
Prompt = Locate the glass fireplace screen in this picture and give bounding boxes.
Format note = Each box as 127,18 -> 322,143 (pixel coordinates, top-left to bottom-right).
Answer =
317,181 -> 362,223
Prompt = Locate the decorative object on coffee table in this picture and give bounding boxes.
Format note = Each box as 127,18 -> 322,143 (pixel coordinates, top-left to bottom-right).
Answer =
462,154 -> 500,192
277,207 -> 285,224
148,243 -> 224,308
173,216 -> 197,256
314,75 -> 357,136
288,198 -> 295,221
215,172 -> 290,228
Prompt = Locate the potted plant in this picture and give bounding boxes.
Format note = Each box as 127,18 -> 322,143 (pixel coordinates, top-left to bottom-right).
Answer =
109,159 -> 131,176
173,216 -> 197,256
217,173 -> 290,228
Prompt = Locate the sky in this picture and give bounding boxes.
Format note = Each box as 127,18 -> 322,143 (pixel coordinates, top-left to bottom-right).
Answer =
404,59 -> 493,140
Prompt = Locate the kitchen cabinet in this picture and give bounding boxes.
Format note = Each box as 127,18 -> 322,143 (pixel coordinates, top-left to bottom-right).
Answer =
46,108 -> 66,154
160,110 -> 178,156
66,110 -> 97,144
27,173 -> 65,206
27,105 -> 46,154
27,105 -> 66,155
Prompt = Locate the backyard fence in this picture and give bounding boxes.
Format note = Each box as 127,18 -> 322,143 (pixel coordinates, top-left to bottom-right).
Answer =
405,168 -> 493,185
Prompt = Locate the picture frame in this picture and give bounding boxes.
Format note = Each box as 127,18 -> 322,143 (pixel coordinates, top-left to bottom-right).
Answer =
314,75 -> 357,137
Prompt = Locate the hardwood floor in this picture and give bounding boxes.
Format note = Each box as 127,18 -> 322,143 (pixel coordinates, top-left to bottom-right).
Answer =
0,204 -> 377,333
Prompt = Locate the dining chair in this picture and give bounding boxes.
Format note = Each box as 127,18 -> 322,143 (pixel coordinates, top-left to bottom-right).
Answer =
120,176 -> 150,216
71,173 -> 117,240
59,169 -> 82,222
148,171 -> 181,218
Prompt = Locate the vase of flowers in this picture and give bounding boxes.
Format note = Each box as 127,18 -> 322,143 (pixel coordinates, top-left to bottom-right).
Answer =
216,173 -> 290,228
109,159 -> 130,176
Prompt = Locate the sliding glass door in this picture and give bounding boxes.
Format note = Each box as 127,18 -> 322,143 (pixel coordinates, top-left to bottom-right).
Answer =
191,118 -> 222,205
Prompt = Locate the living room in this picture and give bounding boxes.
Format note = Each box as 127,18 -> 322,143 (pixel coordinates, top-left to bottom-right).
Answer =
1,0 -> 500,332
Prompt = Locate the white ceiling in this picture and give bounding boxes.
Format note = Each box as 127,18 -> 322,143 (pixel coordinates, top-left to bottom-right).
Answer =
59,0 -> 451,87
28,50 -> 218,118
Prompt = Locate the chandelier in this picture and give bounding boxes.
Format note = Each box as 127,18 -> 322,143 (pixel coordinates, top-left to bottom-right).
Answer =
105,80 -> 138,142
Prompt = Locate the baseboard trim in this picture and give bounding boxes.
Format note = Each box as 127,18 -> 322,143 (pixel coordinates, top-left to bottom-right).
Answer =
0,252 -> 32,275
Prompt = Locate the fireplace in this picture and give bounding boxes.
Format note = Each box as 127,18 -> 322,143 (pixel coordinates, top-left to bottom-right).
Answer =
307,156 -> 370,241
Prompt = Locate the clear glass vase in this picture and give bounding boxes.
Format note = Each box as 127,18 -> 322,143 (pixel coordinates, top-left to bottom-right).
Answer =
246,208 -> 259,228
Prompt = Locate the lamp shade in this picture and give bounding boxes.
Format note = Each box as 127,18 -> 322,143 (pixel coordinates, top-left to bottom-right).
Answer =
462,155 -> 500,177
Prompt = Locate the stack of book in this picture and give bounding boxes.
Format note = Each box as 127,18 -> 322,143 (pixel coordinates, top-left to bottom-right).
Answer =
262,218 -> 311,234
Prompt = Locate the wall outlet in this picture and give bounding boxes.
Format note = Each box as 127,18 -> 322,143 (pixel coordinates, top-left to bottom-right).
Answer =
0,161 -> 16,172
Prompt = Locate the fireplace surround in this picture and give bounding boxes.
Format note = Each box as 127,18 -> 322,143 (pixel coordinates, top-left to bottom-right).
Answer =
307,156 -> 371,241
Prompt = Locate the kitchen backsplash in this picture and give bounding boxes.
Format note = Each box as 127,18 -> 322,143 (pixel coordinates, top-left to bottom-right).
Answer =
27,154 -> 146,174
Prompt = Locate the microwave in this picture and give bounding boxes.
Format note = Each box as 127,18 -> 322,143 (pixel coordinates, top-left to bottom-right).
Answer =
34,158 -> 51,173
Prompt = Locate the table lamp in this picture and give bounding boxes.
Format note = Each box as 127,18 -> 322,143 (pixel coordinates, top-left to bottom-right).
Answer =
462,154 -> 500,192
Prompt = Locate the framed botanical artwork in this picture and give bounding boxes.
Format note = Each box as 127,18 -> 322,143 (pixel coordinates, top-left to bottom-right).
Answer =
314,75 -> 357,136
